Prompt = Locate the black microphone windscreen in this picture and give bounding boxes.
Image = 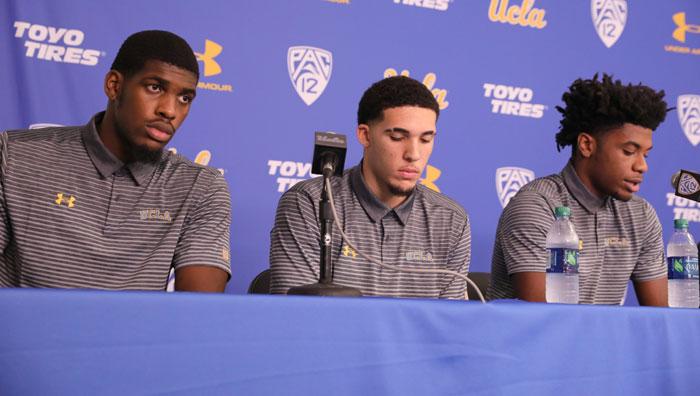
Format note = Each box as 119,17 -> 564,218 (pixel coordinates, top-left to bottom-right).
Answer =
312,132 -> 347,176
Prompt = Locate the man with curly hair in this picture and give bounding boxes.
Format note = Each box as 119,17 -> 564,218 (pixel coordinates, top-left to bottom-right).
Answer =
489,74 -> 669,306
270,76 -> 470,298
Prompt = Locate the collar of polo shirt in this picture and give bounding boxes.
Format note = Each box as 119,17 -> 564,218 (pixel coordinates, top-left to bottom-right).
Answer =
562,161 -> 608,213
84,112 -> 161,186
350,163 -> 416,225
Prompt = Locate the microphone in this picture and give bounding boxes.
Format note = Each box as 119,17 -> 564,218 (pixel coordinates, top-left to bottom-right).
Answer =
672,170 -> 700,203
287,132 -> 361,297
312,132 -> 346,178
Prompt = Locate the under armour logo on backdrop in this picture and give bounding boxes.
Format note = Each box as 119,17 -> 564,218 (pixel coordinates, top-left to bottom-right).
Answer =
195,39 -> 223,77
672,12 -> 700,43
287,46 -> 333,106
591,0 -> 627,48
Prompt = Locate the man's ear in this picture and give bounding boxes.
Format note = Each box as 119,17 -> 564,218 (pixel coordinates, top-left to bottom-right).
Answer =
576,132 -> 596,159
357,124 -> 371,149
104,70 -> 124,101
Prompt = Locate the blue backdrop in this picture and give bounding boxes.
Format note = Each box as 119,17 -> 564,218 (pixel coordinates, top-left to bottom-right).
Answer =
1,0 -> 699,301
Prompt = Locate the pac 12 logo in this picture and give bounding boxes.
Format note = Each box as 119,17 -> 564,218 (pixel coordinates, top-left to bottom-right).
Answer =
677,95 -> 700,146
483,83 -> 546,119
591,0 -> 627,48
288,46 -> 333,106
13,21 -> 103,66
496,167 -> 535,208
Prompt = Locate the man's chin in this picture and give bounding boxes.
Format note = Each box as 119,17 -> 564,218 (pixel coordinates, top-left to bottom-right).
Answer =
612,190 -> 635,202
130,143 -> 164,163
388,181 -> 417,197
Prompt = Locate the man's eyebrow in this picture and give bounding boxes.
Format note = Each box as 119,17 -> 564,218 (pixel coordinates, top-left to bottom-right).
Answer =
384,127 -> 436,135
622,141 -> 642,149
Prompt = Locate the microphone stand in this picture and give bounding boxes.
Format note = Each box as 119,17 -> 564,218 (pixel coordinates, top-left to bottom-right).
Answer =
288,164 -> 362,297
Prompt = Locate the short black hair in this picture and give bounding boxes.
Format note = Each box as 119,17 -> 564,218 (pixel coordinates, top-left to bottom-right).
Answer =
357,76 -> 439,125
110,30 -> 199,79
555,73 -> 668,152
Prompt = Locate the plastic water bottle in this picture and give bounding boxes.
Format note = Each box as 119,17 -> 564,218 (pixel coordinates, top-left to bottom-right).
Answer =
546,206 -> 580,304
667,219 -> 699,308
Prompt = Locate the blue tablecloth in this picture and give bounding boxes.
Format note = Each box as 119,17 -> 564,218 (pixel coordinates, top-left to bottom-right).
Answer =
1,289 -> 699,395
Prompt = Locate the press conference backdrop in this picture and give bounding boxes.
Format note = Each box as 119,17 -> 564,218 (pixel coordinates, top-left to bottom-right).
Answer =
1,1 -> 699,298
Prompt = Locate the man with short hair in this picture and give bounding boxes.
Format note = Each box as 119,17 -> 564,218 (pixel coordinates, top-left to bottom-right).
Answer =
0,30 -> 231,291
489,74 -> 669,306
270,76 -> 470,298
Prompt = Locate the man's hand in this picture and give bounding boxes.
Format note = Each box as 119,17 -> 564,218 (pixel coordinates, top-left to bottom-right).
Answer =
512,272 -> 546,302
175,265 -> 228,292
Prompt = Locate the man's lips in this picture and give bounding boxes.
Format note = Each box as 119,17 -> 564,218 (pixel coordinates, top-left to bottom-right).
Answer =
397,167 -> 420,179
624,178 -> 642,193
145,121 -> 174,143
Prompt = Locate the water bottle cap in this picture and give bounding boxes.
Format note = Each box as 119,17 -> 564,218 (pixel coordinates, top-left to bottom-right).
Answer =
554,206 -> 571,218
674,218 -> 689,229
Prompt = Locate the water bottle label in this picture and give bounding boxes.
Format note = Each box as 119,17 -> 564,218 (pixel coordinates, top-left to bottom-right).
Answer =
547,248 -> 579,274
667,257 -> 699,280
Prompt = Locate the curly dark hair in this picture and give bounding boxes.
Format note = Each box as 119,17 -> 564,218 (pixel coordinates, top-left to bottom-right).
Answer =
357,76 -> 439,125
555,73 -> 668,153
111,30 -> 199,79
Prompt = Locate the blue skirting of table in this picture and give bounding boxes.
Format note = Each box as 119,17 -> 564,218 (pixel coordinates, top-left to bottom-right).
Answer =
0,289 -> 698,395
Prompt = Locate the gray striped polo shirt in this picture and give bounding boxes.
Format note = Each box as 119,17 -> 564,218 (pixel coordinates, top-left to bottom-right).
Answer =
270,163 -> 471,298
489,162 -> 665,304
0,113 -> 231,290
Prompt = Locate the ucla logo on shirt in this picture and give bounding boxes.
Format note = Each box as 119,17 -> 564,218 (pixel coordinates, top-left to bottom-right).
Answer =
193,39 -> 233,92
677,95 -> 700,146
496,167 -> 535,208
591,0 -> 627,48
384,68 -> 449,110
288,46 -> 333,106
139,209 -> 172,222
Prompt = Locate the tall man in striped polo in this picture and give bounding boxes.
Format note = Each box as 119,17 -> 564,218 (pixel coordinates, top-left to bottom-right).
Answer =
270,76 -> 470,298
489,74 -> 669,305
0,31 -> 231,291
